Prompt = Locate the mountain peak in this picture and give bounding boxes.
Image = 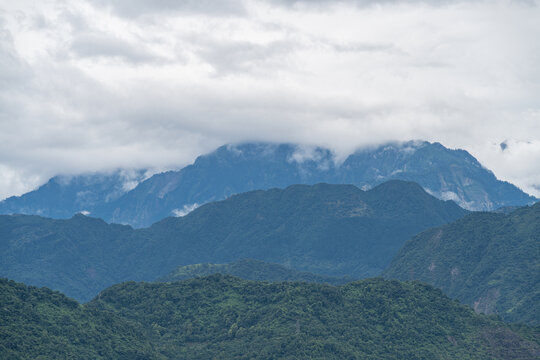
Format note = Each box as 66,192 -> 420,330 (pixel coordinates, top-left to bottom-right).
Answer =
1,141 -> 536,227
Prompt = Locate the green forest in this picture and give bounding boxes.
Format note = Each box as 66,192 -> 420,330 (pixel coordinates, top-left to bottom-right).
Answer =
2,276 -> 539,359
385,202 -> 540,324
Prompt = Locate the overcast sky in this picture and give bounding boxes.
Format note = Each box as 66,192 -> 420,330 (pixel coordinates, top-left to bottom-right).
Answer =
1,0 -> 540,199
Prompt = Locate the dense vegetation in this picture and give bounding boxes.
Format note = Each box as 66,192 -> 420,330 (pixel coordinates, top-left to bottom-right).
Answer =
0,181 -> 467,301
0,279 -> 157,359
158,259 -> 353,285
3,276 -> 538,359
384,203 -> 540,325
92,276 -> 540,359
1,141 -> 533,227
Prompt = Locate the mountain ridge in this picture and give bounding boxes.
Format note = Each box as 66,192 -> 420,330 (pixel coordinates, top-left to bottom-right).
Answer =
0,170 -> 147,218
1,141 -> 534,227
0,180 -> 467,301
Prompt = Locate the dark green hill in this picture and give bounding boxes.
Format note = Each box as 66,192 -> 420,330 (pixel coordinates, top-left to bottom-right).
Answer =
0,181 -> 467,302
0,214 -> 134,301
3,276 -> 539,359
91,275 -> 540,359
138,181 -> 468,280
158,259 -> 353,285
384,203 -> 540,325
0,278 -> 157,360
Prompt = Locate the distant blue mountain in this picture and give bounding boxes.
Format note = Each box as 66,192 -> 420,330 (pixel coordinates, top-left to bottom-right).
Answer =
1,141 -> 536,227
0,170 -> 146,219
96,141 -> 535,227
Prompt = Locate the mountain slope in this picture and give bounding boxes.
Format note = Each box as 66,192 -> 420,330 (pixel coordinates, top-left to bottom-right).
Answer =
157,259 -> 353,285
0,170 -> 146,219
383,203 -> 540,325
0,181 -> 467,301
92,275 -> 540,359
0,214 -> 134,301
137,181 -> 468,280
1,141 -> 534,227
0,278 -> 157,359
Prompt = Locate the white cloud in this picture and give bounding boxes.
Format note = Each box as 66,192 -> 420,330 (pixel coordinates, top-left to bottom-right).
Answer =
92,0 -> 247,18
0,0 -> 540,199
172,203 -> 200,217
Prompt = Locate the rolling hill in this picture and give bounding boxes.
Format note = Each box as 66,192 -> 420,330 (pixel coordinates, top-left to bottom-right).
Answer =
3,276 -> 540,359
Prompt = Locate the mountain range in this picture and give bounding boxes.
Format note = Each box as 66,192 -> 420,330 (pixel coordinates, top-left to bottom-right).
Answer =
384,202 -> 540,325
1,139 -> 538,354
1,141 -> 535,227
3,276 -> 539,359
0,180 -> 467,301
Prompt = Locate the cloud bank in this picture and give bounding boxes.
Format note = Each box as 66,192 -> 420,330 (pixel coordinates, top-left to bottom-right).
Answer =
1,0 -> 540,199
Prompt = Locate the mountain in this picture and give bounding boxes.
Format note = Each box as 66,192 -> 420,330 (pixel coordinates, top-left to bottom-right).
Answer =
0,278 -> 157,359
1,141 -> 534,228
383,203 -> 540,325
101,141 -> 535,227
157,259 -> 353,285
0,169 -> 146,219
4,276 -> 539,359
0,181 -> 467,301
0,213 -> 135,301
139,181 -> 468,280
92,275 -> 540,359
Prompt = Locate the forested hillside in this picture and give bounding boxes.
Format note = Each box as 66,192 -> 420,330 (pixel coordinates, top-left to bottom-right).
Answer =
92,276 -> 540,359
3,276 -> 539,359
0,279 -> 157,359
384,203 -> 540,325
0,181 -> 467,301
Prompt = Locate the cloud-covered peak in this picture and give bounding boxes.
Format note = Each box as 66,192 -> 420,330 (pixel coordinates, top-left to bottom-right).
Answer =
1,0 -> 540,199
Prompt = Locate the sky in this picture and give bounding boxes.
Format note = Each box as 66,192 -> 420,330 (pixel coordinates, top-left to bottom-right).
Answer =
1,0 -> 540,199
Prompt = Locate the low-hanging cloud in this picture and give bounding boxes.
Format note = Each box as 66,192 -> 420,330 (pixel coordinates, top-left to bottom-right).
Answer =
93,0 -> 247,18
0,0 -> 539,200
